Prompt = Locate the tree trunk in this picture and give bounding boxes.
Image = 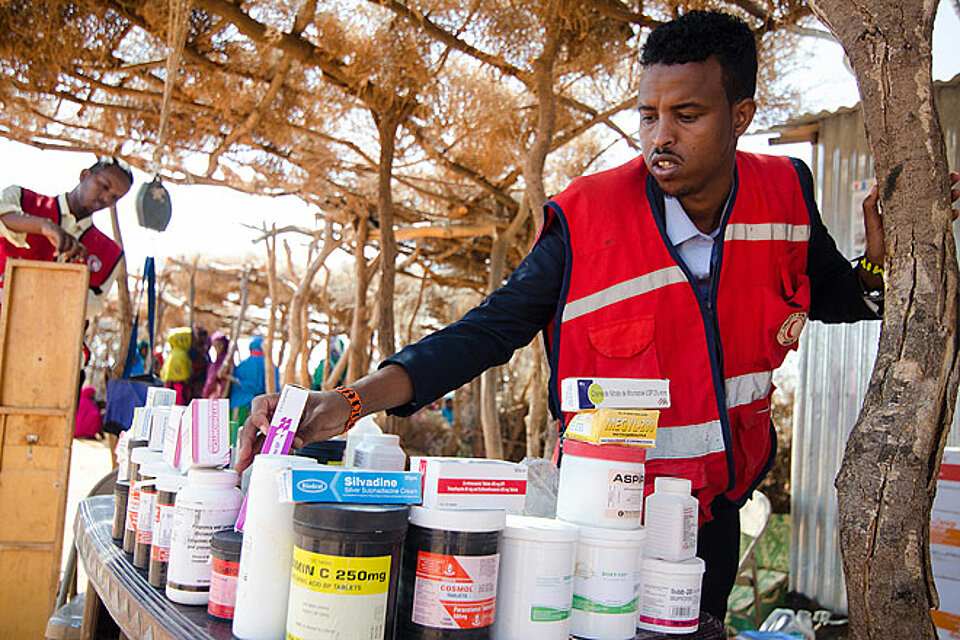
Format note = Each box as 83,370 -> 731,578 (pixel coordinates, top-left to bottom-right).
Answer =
807,2 -> 959,637
525,336 -> 548,458
348,213 -> 371,383
108,204 -> 132,379
220,268 -> 250,399
479,203 -> 530,460
375,111 -> 403,434
187,255 -> 198,331
264,226 -> 279,393
283,222 -> 338,386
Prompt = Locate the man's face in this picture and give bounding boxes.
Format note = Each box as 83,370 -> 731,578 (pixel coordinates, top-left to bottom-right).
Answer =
637,57 -> 754,206
74,166 -> 132,216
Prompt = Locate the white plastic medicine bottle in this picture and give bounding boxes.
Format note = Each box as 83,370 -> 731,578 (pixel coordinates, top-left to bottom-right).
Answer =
353,433 -> 406,471
643,476 -> 698,561
343,415 -> 382,467
166,468 -> 243,605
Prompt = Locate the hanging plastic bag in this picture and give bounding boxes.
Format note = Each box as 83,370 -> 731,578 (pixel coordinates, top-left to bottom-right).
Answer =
759,608 -> 815,640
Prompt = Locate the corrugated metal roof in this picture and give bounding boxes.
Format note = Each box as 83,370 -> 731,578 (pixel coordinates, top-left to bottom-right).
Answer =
761,72 -> 960,136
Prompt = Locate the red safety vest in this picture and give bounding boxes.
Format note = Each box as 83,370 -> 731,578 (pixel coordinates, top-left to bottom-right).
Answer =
0,188 -> 122,296
544,152 -> 811,523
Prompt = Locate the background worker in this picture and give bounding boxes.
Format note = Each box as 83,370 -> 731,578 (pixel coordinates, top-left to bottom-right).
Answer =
238,10 -> 960,619
0,155 -> 132,316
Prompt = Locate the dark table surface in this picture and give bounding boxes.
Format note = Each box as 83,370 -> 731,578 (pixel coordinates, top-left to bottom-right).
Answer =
75,495 -> 233,640
76,495 -> 726,640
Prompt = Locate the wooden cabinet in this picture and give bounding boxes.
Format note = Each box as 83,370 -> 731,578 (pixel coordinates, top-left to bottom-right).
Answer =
0,259 -> 88,639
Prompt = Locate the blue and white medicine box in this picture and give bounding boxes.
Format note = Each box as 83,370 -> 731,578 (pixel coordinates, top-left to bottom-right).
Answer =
280,468 -> 422,504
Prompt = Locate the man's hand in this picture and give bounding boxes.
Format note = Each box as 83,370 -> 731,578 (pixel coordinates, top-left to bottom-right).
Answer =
40,219 -> 86,263
860,171 -> 960,291
235,390 -> 352,472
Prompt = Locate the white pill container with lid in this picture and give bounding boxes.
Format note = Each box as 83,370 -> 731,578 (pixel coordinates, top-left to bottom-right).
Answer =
569,524 -> 645,640
643,476 -> 699,562
492,515 -> 579,640
233,454 -> 318,640
353,433 -> 406,471
166,468 -> 242,605
636,556 -> 705,633
557,438 -> 646,529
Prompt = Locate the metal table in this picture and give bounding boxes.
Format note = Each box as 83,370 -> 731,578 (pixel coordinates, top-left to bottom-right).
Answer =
75,495 -> 726,640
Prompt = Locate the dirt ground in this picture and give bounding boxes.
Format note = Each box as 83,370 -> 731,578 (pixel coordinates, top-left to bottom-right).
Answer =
62,436 -> 114,590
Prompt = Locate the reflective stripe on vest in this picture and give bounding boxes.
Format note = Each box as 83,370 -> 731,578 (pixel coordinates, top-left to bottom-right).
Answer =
646,419 -> 725,460
725,222 -> 810,243
562,265 -> 687,322
725,370 -> 773,409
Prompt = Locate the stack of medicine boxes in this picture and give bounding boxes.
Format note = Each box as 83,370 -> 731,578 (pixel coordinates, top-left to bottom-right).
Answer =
117,386 -> 232,579
932,447 -> 960,639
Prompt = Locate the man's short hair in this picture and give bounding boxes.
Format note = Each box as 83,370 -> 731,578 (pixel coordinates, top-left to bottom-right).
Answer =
89,156 -> 134,185
640,10 -> 757,103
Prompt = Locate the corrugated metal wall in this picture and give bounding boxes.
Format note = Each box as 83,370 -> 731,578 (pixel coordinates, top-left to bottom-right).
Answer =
790,76 -> 960,613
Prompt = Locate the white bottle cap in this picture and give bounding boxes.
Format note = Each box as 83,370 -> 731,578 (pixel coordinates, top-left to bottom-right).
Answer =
654,476 -> 692,494
186,468 -> 239,488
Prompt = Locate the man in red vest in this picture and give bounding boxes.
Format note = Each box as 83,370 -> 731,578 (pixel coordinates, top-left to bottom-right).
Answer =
0,156 -> 132,316
238,11 -> 960,618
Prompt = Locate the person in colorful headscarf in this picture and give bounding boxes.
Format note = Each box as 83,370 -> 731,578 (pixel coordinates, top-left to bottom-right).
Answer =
229,336 -> 279,425
202,331 -> 230,398
187,324 -> 210,402
160,327 -> 192,405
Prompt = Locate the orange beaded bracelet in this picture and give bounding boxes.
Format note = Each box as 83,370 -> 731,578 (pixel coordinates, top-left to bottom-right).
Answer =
333,386 -> 363,434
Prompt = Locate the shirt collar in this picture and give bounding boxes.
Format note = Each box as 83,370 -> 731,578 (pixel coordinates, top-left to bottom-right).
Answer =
57,193 -> 93,233
663,194 -> 730,246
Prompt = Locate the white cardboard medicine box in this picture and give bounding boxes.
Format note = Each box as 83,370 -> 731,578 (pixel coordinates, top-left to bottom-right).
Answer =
414,456 -> 527,511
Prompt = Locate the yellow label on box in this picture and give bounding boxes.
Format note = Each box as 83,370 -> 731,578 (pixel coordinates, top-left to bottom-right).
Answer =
291,546 -> 391,596
564,409 -> 659,447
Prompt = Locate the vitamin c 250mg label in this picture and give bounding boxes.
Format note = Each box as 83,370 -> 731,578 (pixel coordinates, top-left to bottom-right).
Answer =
286,547 -> 391,640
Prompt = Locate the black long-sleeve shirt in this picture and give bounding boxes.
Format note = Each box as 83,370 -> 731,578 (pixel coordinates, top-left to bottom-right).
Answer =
384,158 -> 878,417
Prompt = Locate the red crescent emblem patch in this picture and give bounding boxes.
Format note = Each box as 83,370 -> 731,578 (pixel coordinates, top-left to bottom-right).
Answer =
777,311 -> 807,346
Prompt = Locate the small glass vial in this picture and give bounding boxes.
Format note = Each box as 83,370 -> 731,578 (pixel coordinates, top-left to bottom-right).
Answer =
353,433 -> 406,471
166,468 -> 242,605
643,476 -> 699,562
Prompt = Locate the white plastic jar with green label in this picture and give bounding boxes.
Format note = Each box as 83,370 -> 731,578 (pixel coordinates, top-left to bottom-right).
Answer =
492,515 -> 579,640
569,524 -> 645,640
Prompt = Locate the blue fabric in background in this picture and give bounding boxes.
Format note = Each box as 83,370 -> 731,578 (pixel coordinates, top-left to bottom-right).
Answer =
103,376 -> 160,435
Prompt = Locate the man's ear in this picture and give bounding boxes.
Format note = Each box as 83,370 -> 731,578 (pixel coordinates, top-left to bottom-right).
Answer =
732,98 -> 757,138
78,168 -> 90,184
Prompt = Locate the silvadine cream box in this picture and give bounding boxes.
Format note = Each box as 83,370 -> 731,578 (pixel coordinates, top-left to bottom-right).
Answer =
280,468 -> 422,504
560,377 -> 670,412
564,408 -> 659,447
179,398 -> 230,468
413,456 -> 527,511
